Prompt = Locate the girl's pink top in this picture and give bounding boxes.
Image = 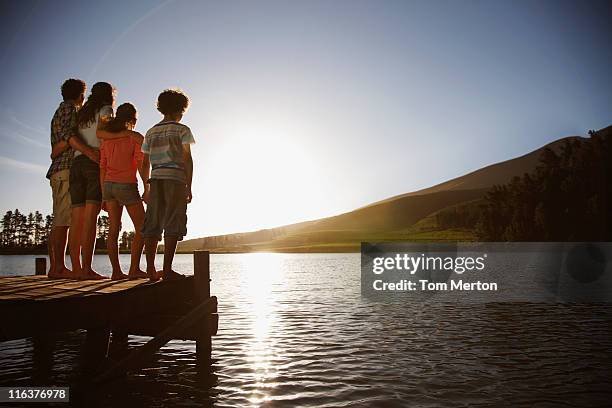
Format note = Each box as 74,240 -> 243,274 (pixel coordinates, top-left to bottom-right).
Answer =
100,135 -> 143,184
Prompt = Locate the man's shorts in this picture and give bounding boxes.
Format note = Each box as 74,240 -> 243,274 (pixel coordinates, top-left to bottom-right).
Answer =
69,155 -> 102,207
142,179 -> 187,241
103,182 -> 142,206
50,169 -> 71,227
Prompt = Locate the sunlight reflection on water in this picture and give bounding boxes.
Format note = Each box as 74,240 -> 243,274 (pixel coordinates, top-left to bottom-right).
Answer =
240,253 -> 283,406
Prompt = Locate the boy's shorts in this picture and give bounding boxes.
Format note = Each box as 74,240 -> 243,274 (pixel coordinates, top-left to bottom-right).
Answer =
142,179 -> 187,241
103,182 -> 141,206
70,155 -> 102,207
50,169 -> 71,227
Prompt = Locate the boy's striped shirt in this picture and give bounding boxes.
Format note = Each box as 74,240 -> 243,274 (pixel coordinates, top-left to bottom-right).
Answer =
142,121 -> 195,183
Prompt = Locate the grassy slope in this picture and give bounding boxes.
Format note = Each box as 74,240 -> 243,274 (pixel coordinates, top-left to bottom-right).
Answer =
179,189 -> 484,253
178,135 -> 583,253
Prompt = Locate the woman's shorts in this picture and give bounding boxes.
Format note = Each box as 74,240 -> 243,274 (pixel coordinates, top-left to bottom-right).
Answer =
69,155 -> 102,207
103,182 -> 141,206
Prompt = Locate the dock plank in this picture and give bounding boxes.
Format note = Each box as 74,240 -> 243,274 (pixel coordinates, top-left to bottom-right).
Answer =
0,276 -> 151,301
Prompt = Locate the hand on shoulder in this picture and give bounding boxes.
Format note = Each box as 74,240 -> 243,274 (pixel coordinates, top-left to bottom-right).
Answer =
129,131 -> 144,144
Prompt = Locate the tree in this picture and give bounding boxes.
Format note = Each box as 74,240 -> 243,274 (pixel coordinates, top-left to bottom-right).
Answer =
33,211 -> 44,246
120,230 -> 136,251
127,231 -> 135,249
120,231 -> 129,250
44,215 -> 53,246
14,209 -> 28,247
0,211 -> 14,247
26,212 -> 35,247
96,215 -> 110,249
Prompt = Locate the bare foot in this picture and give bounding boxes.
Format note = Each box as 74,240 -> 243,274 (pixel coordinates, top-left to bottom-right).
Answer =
147,267 -> 160,282
72,266 -> 84,280
161,270 -> 185,281
127,269 -> 148,280
80,268 -> 107,280
48,267 -> 76,280
111,270 -> 128,281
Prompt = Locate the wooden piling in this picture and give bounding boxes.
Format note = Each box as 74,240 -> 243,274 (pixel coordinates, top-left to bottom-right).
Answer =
194,250 -> 211,298
84,327 -> 110,373
94,296 -> 217,383
194,250 -> 212,366
35,258 -> 46,275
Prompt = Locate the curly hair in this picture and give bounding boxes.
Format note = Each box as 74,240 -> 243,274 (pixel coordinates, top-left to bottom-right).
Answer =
157,89 -> 190,116
77,82 -> 115,127
61,78 -> 86,101
103,103 -> 137,133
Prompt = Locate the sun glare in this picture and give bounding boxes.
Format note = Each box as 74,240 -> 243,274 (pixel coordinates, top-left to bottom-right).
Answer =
199,116 -> 328,233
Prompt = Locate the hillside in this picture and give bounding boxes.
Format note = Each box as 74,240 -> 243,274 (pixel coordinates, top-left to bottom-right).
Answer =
178,134 -> 586,253
361,136 -> 582,207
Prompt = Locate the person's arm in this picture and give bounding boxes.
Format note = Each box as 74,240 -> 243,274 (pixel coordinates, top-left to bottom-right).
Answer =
50,140 -> 69,159
69,136 -> 100,163
182,144 -> 193,203
141,153 -> 151,203
94,106 -> 114,139
97,129 -> 129,140
99,167 -> 106,197
97,129 -> 124,140
98,108 -> 113,128
99,144 -> 107,212
130,131 -> 144,145
133,137 -> 150,199
97,129 -> 144,142
180,127 -> 195,203
99,142 -> 107,193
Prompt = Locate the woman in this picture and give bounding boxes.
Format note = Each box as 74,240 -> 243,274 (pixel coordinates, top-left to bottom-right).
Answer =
98,103 -> 150,280
69,82 -> 114,280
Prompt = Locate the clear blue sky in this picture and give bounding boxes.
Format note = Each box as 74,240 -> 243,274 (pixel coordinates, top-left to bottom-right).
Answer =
0,0 -> 610,238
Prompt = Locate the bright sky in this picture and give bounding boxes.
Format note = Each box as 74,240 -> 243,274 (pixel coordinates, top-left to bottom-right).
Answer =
0,0 -> 610,238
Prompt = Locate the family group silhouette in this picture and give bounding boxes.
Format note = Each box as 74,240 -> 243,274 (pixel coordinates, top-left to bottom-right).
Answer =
47,79 -> 194,282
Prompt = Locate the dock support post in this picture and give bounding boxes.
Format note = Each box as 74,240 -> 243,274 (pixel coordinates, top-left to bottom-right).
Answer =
35,258 -> 46,275
84,328 -> 110,372
109,330 -> 129,360
32,334 -> 54,382
194,250 -> 211,367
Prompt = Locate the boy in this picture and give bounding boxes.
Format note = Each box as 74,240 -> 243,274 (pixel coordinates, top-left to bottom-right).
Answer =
141,89 -> 194,281
47,78 -> 99,279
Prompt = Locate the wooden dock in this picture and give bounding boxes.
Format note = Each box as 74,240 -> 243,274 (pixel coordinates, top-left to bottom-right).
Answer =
0,251 -> 218,381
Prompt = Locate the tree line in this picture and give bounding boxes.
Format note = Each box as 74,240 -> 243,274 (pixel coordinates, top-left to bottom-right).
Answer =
475,130 -> 611,241
0,210 -> 51,248
0,210 -> 137,251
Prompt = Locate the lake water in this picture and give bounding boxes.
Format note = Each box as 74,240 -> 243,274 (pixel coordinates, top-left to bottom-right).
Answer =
1,253 -> 611,407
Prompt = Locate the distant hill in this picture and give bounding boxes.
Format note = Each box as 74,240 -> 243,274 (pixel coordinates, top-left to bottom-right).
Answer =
178,134 -> 587,253
362,135 -> 582,206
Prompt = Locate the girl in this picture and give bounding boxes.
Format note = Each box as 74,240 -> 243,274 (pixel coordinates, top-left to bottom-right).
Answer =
98,103 -> 150,280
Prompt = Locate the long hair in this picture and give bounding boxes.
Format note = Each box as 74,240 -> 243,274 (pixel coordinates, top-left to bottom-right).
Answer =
77,82 -> 114,127
103,103 -> 137,133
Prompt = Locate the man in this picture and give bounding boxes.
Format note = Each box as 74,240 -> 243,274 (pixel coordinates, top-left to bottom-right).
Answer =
47,78 -> 99,279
